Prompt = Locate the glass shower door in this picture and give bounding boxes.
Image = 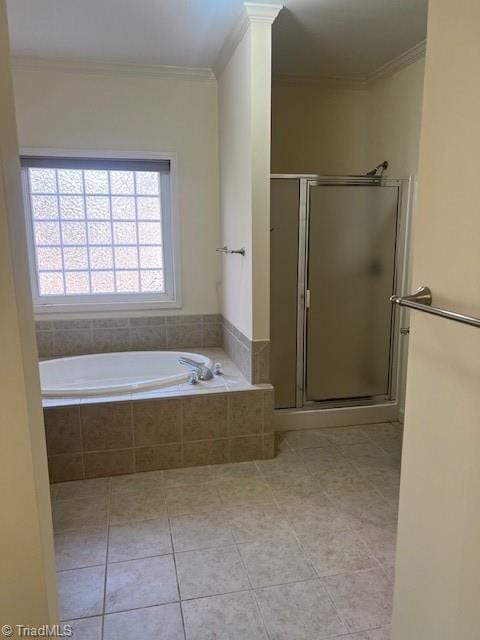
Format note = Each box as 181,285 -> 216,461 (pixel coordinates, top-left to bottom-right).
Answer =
305,184 -> 399,402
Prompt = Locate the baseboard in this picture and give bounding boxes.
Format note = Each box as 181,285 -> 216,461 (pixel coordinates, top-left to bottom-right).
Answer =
274,402 -> 398,431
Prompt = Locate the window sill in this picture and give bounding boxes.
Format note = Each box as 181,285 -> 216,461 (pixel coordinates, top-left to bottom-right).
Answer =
33,298 -> 182,320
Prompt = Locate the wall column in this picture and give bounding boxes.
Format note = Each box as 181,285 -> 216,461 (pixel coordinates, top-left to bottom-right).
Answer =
217,2 -> 282,381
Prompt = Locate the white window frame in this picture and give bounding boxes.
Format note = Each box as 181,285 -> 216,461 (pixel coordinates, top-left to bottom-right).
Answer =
21,148 -> 182,316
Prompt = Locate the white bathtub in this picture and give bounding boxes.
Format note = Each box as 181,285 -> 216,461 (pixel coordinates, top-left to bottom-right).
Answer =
40,351 -> 213,398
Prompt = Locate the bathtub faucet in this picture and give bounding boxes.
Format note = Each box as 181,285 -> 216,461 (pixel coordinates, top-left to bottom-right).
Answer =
178,357 -> 214,381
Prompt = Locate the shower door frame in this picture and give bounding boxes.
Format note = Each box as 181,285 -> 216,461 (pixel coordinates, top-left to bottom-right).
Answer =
271,174 -> 413,412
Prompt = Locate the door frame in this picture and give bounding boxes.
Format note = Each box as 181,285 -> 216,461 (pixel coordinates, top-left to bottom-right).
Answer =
271,174 -> 414,421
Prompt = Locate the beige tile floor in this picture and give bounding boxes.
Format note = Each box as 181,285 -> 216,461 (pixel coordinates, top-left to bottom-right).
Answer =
51,422 -> 402,640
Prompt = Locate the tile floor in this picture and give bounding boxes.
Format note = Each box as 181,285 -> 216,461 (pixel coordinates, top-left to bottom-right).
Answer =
51,421 -> 402,639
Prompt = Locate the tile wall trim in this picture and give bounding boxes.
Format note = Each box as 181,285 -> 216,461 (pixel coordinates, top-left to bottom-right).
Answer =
221,317 -> 270,384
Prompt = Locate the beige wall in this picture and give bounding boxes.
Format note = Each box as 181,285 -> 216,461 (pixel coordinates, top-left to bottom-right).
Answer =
392,1 -> 480,638
271,60 -> 425,179
12,67 -> 220,317
271,80 -> 368,175
218,11 -> 276,341
366,58 -> 425,178
0,1 -> 58,626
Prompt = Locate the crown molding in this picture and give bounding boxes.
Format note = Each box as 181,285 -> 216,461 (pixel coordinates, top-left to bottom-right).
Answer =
273,39 -> 426,88
273,74 -> 367,89
244,3 -> 283,24
10,56 -> 215,81
368,39 -> 426,83
11,33 -> 424,87
214,2 -> 283,77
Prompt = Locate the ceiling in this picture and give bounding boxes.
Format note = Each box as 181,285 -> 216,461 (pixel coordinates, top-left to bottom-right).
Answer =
272,0 -> 428,78
6,0 -> 428,78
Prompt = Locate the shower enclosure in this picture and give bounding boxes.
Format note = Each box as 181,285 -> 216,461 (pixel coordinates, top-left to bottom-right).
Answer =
270,174 -> 411,414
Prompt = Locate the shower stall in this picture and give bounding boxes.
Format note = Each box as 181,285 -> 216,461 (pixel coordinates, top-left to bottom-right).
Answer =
270,174 -> 412,418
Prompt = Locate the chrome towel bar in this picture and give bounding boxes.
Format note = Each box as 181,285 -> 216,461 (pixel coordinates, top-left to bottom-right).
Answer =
390,286 -> 480,328
216,245 -> 246,256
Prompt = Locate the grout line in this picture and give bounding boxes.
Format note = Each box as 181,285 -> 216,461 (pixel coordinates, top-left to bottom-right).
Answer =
75,406 -> 86,481
130,402 -> 136,473
165,510 -> 187,638
100,597 -> 182,620
229,535 -> 273,640
250,586 -> 273,640
319,575 -> 351,635
172,560 -> 187,636
180,396 -> 185,468
100,477 -> 112,638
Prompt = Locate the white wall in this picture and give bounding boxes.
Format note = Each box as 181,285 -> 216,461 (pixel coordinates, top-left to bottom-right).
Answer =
250,20 -> 274,341
12,66 -> 220,317
392,1 -> 480,638
0,0 -> 58,625
218,6 -> 278,341
218,30 -> 253,338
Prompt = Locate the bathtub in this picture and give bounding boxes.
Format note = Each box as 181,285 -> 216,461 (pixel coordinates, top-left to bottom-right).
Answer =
40,351 -> 213,398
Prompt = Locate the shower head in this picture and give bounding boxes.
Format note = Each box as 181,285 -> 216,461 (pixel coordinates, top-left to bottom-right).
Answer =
366,161 -> 389,177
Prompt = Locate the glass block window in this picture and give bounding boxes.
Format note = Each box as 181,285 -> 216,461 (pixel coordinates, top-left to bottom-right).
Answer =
22,156 -> 177,311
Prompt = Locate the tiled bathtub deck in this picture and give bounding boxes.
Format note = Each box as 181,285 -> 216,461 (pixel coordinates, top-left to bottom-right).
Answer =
51,421 -> 402,639
44,349 -> 275,481
43,349 -> 255,408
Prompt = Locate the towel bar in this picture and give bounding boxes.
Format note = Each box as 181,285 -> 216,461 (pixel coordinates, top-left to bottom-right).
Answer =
390,286 -> 480,328
216,246 -> 246,256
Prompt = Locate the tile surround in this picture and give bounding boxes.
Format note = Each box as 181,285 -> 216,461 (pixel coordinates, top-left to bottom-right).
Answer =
135,442 -> 183,473
222,317 -> 270,384
47,387 -> 275,482
43,406 -> 82,455
84,449 -> 135,479
36,313 -> 223,359
133,398 -> 182,446
37,310 -> 271,419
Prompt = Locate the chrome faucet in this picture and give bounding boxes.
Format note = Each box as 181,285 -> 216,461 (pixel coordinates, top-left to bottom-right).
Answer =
178,356 -> 214,381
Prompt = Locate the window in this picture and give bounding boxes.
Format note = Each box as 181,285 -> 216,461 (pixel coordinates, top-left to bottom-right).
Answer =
21,154 -> 179,312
